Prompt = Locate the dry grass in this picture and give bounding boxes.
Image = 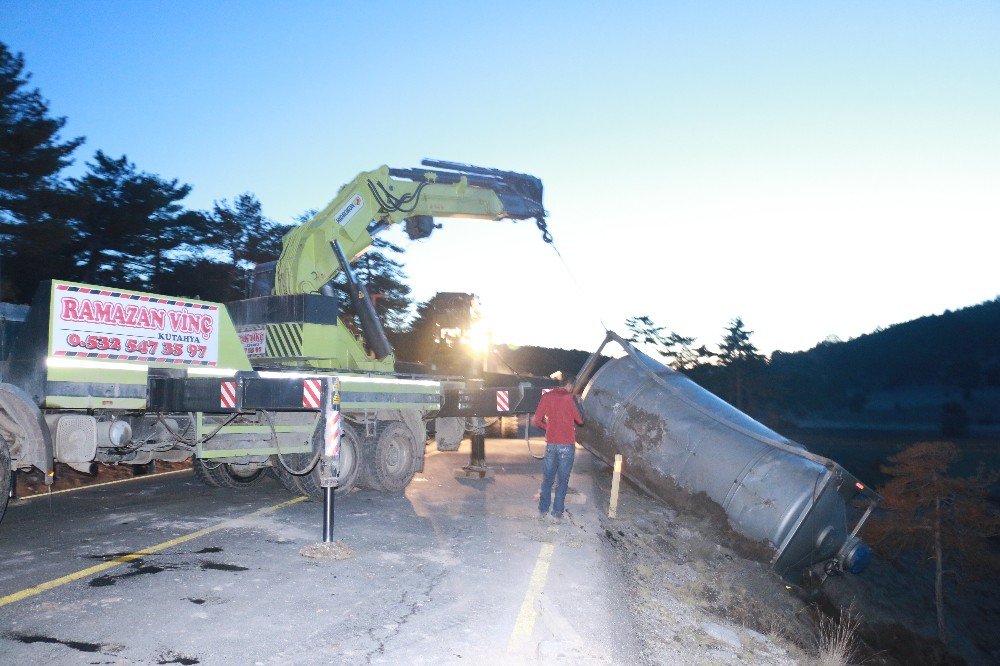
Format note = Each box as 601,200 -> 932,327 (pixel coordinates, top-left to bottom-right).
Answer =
814,608 -> 863,666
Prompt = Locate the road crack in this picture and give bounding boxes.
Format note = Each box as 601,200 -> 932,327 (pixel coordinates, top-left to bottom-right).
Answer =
363,565 -> 447,664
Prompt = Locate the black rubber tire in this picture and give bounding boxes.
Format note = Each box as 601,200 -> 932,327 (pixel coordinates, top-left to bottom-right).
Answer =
273,454 -> 309,494
289,426 -> 360,500
273,424 -> 360,500
0,434 -> 11,526
368,421 -> 417,494
192,457 -> 224,487
214,464 -> 267,489
356,441 -> 385,491
192,458 -> 266,489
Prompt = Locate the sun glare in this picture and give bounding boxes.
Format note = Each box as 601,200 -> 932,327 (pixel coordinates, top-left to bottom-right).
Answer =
463,319 -> 491,354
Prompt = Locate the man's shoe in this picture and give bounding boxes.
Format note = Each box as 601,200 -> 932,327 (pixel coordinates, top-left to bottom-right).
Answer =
551,512 -> 563,522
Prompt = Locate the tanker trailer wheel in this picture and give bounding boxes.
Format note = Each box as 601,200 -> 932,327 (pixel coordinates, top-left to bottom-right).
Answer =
501,416 -> 518,438
273,425 -> 360,499
192,458 -> 266,489
0,434 -> 10,525
366,421 -> 417,494
433,417 -> 464,452
483,416 -> 517,439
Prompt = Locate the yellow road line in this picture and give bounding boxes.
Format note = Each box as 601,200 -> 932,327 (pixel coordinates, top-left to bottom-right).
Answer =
507,541 -> 555,651
0,496 -> 306,608
15,468 -> 193,502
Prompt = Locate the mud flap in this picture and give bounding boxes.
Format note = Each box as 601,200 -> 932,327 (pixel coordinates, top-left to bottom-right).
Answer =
0,383 -> 54,483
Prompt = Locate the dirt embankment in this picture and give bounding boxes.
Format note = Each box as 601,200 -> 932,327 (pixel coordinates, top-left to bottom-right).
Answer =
588,457 -> 991,665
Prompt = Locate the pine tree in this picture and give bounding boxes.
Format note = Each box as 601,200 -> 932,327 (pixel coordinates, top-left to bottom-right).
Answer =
355,238 -> 412,332
0,42 -> 84,300
193,193 -> 287,299
325,234 -> 412,335
66,151 -> 206,291
625,315 -> 704,371
865,442 -> 1000,645
209,193 -> 285,269
625,315 -> 667,349
0,42 -> 83,224
717,317 -> 765,409
718,316 -> 762,365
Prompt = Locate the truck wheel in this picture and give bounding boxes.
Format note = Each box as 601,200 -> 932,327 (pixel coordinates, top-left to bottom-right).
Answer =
192,458 -> 266,489
288,426 -> 360,500
0,434 -> 10,525
273,454 -> 309,494
192,457 -> 224,487
215,464 -> 267,488
368,421 -> 417,494
273,425 -> 360,499
356,441 -> 385,492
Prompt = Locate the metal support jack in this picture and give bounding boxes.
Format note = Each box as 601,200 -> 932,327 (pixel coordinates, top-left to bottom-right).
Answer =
322,480 -> 335,543
320,378 -> 342,541
455,416 -> 494,480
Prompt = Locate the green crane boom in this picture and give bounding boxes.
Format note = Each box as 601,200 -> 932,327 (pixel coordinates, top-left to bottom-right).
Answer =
274,160 -> 546,295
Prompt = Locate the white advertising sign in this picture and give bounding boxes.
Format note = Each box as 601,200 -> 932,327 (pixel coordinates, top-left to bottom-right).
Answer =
50,282 -> 220,366
239,326 -> 267,358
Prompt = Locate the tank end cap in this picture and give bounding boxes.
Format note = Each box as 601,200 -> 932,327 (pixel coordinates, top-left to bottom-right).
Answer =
846,542 -> 873,574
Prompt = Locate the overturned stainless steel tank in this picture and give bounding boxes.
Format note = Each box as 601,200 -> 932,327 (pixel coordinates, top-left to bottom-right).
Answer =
576,332 -> 877,583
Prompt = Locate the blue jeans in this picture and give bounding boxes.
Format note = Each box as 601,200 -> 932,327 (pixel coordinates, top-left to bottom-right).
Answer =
539,444 -> 575,516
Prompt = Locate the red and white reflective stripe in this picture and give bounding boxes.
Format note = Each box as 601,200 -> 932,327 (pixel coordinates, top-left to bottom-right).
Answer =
496,390 -> 509,412
220,381 -> 237,409
303,378 -> 322,409
325,410 -> 342,457
324,378 -> 342,457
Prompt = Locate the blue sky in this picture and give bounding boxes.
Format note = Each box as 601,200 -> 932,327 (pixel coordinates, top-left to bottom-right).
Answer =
3,1 -> 999,354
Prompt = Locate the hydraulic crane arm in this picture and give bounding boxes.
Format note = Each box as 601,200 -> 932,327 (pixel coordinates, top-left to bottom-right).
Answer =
273,160 -> 546,295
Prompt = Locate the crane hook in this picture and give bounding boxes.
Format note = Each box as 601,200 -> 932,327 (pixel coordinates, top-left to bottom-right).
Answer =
535,217 -> 553,244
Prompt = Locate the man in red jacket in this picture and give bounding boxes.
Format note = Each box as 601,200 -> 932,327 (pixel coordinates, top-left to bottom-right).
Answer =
533,374 -> 584,520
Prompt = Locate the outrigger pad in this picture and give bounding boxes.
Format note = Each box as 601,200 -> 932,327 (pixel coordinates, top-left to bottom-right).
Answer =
454,467 -> 495,480
299,541 -> 354,560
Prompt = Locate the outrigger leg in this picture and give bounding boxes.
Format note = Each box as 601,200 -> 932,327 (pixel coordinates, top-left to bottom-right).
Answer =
456,417 -> 494,480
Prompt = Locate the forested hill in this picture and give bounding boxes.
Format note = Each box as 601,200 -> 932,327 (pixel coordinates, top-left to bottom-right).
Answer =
768,297 -> 1000,412
491,298 -> 1000,421
493,344 -> 594,380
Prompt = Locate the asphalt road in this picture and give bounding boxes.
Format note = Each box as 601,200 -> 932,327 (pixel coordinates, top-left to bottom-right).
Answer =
0,439 -> 640,665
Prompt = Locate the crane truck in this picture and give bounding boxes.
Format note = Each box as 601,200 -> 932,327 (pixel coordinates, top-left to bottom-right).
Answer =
0,160 -> 555,524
